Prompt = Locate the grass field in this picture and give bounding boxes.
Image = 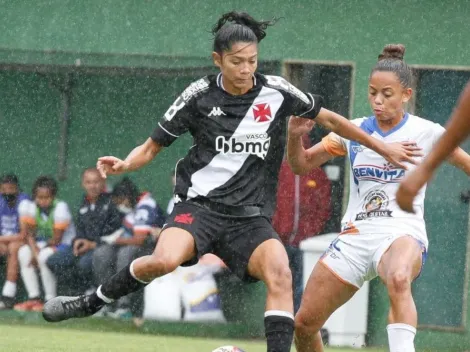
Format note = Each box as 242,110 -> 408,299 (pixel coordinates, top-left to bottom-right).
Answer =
0,324 -> 387,352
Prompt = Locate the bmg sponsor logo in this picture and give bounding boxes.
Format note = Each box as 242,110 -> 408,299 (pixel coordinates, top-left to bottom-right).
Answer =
215,134 -> 271,160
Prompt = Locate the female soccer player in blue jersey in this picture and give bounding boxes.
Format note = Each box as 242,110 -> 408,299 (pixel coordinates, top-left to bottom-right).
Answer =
290,44 -> 470,352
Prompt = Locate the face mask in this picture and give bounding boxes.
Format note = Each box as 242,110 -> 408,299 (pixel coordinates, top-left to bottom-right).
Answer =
117,204 -> 132,214
2,193 -> 17,203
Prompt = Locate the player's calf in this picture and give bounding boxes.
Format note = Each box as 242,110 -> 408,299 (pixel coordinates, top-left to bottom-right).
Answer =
294,312 -> 325,352
253,243 -> 295,352
43,254 -> 179,323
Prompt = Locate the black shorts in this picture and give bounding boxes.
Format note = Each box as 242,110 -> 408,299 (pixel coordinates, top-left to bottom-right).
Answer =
163,200 -> 281,282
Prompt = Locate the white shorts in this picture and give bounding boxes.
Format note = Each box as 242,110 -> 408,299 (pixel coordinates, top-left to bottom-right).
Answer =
319,233 -> 427,288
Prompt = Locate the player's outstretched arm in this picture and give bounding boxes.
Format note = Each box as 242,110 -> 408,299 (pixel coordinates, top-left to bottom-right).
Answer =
287,116 -> 334,175
97,138 -> 163,178
315,108 -> 420,169
447,148 -> 470,176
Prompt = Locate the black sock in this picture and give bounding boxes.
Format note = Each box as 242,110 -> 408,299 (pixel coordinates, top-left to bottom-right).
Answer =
92,263 -> 148,302
265,313 -> 295,352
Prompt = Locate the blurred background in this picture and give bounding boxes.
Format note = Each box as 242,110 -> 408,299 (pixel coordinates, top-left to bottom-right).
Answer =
0,1 -> 469,351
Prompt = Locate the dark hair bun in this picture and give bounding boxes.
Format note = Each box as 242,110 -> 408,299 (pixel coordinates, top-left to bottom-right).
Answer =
378,44 -> 406,61
212,11 -> 277,42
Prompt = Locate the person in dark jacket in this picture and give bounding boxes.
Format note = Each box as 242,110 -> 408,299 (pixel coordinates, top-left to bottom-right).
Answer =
46,168 -> 122,291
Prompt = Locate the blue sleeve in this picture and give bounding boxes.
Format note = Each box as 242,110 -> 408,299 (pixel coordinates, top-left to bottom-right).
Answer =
154,204 -> 166,228
133,203 -> 166,233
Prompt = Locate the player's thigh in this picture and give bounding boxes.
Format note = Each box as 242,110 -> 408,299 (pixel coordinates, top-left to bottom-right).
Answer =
296,261 -> 358,330
377,235 -> 424,285
216,216 -> 288,283
158,201 -> 218,266
152,227 -> 196,265
247,238 -> 290,285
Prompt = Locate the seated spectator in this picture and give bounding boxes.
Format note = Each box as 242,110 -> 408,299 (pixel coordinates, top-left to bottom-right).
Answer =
93,177 -> 166,319
46,168 -> 122,292
0,174 -> 30,309
14,176 -> 75,312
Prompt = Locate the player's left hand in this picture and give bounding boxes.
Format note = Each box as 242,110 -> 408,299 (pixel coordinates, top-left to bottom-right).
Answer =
396,168 -> 432,213
97,156 -> 129,179
383,141 -> 423,169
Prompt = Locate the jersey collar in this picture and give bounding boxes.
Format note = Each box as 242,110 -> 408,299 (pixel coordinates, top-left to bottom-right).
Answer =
216,73 -> 257,92
372,113 -> 410,137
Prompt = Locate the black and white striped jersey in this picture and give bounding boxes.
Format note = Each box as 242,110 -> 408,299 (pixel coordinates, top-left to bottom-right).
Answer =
151,72 -> 323,208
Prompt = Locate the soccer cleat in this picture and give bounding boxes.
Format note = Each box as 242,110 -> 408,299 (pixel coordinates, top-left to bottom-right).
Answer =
42,295 -> 104,322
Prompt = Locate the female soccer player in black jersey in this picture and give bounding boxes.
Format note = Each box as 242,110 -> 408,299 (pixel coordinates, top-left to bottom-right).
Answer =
44,11 -> 416,352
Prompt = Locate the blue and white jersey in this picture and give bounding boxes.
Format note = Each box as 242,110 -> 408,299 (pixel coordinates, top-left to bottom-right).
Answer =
322,113 -> 446,247
0,193 -> 30,236
122,193 -> 166,236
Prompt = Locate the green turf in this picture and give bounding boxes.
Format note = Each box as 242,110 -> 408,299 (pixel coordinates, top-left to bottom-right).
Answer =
0,324 -> 386,352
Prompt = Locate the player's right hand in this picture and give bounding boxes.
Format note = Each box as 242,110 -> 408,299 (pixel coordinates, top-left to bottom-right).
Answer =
396,167 -> 431,213
288,116 -> 316,138
97,156 -> 130,178
382,141 -> 423,169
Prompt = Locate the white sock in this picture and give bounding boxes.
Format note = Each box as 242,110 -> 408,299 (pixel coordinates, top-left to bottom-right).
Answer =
96,285 -> 114,304
387,323 -> 416,352
264,310 -> 294,320
18,245 -> 41,299
2,281 -> 17,298
38,247 -> 56,301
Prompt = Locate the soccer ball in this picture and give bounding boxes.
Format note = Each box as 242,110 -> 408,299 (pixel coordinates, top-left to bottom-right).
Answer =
211,346 -> 246,352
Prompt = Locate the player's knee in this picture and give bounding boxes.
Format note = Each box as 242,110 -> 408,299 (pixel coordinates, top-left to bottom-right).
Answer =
387,269 -> 412,295
144,254 -> 179,277
265,262 -> 292,294
295,309 -> 321,335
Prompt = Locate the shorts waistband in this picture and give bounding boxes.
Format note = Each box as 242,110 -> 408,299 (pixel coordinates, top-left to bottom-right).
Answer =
186,198 -> 261,217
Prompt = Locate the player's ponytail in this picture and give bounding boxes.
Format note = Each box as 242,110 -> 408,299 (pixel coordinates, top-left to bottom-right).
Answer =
212,11 -> 278,53
371,44 -> 413,88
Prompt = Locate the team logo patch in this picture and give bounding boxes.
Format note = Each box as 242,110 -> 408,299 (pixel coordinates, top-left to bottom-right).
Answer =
352,145 -> 366,153
174,213 -> 194,224
353,162 -> 405,183
355,189 -> 392,220
208,107 -> 226,117
253,103 -> 272,122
